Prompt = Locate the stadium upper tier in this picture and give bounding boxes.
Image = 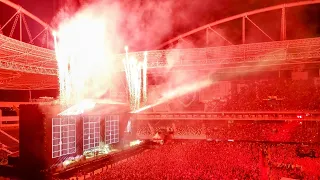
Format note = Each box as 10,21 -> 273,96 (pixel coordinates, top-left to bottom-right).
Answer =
0,0 -> 320,89
1,33 -> 320,89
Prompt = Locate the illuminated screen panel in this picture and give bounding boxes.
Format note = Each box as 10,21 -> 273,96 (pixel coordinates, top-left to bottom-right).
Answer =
105,115 -> 119,144
52,117 -> 76,158
83,116 -> 100,151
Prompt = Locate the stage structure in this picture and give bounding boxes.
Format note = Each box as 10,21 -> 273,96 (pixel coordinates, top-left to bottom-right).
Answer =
18,102 -> 135,176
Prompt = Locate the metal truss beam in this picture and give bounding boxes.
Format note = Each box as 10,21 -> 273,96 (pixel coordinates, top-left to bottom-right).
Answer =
207,27 -> 233,45
0,0 -> 53,49
281,7 -> 286,41
0,0 -> 51,30
245,16 -> 274,41
156,0 -> 320,49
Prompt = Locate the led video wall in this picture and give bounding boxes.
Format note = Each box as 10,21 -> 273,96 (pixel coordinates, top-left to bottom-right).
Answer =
52,114 -> 121,158
52,117 -> 77,158
105,115 -> 120,144
83,116 -> 101,151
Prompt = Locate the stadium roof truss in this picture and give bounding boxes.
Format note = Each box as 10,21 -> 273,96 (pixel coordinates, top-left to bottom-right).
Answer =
0,0 -> 320,89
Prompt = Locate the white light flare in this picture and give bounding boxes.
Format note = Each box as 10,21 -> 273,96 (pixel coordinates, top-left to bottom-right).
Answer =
143,51 -> 148,104
58,99 -> 96,116
132,79 -> 212,113
123,47 -> 148,111
53,8 -> 120,106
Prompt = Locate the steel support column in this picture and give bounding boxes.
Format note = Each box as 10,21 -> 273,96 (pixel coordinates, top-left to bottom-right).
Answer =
46,29 -> 49,49
242,16 -> 246,44
281,7 -> 287,41
206,28 -> 209,47
19,12 -> 22,41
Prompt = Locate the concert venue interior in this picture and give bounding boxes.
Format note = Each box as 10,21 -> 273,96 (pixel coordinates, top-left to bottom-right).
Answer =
0,0 -> 320,179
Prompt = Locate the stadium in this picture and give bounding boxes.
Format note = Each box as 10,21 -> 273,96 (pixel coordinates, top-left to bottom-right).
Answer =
0,0 -> 320,179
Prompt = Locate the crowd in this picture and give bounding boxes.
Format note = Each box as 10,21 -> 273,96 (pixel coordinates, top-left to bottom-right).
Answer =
206,121 -> 319,142
85,141 -> 320,180
128,79 -> 320,179
267,143 -> 320,179
147,79 -> 320,112
137,120 -> 320,142
205,79 -> 320,112
90,141 -> 261,180
173,121 -> 203,137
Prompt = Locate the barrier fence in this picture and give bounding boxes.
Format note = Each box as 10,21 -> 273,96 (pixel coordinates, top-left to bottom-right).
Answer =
136,111 -> 320,121
0,116 -> 19,128
0,111 -> 319,129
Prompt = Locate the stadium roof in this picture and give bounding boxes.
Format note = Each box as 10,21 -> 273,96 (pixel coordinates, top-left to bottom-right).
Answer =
0,0 -> 319,90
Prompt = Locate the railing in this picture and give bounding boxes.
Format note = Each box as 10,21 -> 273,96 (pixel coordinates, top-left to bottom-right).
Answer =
1,111 -> 320,128
136,111 -> 320,121
115,37 -> 320,69
0,101 -> 37,108
1,33 -> 320,75
0,116 -> 19,128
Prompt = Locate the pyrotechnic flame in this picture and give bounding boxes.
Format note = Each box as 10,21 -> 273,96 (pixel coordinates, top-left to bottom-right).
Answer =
53,10 -> 121,107
123,47 -> 148,111
143,51 -> 148,103
58,99 -> 96,116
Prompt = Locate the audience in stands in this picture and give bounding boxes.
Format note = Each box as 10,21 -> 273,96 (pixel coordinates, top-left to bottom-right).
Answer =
137,120 -> 319,143
204,79 -> 320,112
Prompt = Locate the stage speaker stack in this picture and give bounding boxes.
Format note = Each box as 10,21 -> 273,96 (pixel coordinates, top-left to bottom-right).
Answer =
19,104 -> 65,178
19,104 -> 52,178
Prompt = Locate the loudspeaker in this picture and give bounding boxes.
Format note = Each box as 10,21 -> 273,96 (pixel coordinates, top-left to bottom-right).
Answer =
19,104 -> 53,172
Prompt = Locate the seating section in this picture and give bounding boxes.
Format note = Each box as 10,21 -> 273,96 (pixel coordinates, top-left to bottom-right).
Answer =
206,80 -> 320,111
151,79 -> 320,112
137,120 -> 320,142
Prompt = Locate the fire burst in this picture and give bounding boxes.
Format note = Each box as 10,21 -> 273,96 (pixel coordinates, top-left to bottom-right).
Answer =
53,31 -> 71,105
123,47 -> 148,111
52,10 -> 121,107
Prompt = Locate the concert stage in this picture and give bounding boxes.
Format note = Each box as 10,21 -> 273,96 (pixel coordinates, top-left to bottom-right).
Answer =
1,101 -> 139,179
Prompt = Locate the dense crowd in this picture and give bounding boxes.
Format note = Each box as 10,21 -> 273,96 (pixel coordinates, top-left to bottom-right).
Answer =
149,79 -> 320,112
85,141 -> 320,180
206,121 -> 319,142
130,79 -> 320,179
90,141 -> 261,180
267,143 -> 320,179
137,120 -> 320,142
205,79 -> 320,112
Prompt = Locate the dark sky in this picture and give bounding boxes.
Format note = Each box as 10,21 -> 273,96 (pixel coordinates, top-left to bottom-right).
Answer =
1,0 -> 319,45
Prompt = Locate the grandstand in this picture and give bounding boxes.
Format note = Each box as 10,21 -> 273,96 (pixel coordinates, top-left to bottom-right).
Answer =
0,0 -> 319,179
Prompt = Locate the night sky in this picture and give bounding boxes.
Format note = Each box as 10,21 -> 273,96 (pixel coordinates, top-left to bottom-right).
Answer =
1,0 -> 319,42
0,0 -> 319,101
